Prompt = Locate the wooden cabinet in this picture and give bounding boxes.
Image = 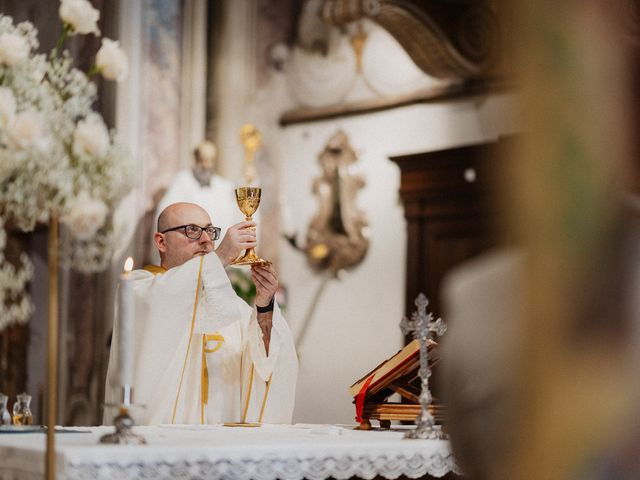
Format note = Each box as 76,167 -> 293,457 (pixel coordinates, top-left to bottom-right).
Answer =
390,141 -> 503,322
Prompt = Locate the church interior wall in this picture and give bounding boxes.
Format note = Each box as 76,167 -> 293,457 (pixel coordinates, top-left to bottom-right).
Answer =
275,94 -> 518,424
2,0 -> 639,476
209,0 -> 519,424
1,0 -> 518,426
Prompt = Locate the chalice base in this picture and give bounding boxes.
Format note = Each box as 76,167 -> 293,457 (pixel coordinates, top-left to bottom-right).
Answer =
230,248 -> 271,267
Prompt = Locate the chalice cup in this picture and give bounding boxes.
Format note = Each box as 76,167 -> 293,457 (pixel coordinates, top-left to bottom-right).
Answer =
231,186 -> 271,267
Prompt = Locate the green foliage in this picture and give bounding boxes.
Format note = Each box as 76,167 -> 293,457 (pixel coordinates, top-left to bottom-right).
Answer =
227,268 -> 256,306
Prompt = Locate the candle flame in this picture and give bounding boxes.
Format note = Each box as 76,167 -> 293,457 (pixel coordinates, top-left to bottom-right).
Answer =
124,257 -> 134,273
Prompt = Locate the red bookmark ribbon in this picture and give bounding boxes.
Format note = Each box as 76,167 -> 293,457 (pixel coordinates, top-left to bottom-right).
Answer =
355,374 -> 376,423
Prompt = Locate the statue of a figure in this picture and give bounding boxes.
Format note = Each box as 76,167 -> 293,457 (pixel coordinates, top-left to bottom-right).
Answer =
152,141 -> 237,260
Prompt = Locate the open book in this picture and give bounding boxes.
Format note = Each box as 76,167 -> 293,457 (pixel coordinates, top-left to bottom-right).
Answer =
350,339 -> 441,428
349,339 -> 439,399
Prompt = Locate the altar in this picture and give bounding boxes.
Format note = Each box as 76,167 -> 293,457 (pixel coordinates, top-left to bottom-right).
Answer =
0,424 -> 460,480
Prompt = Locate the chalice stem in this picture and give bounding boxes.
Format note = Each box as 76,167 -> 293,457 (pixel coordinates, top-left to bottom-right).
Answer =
233,214 -> 262,264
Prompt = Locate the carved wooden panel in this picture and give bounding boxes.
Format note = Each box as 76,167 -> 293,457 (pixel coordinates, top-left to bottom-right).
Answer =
390,141 -> 502,322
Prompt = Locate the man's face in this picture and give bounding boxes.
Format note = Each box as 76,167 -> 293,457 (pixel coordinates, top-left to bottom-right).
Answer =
193,145 -> 216,187
155,204 -> 215,269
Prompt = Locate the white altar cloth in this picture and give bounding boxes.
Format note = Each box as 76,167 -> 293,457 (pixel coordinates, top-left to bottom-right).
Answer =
0,424 -> 460,480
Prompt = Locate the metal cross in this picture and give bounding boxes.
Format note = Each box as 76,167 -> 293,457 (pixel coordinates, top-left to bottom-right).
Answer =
400,293 -> 447,439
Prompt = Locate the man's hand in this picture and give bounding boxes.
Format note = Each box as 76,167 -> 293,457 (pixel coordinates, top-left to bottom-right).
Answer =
214,221 -> 257,267
252,264 -> 278,356
252,264 -> 278,308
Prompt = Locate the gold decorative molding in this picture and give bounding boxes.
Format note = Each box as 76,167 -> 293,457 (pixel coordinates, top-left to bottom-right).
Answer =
350,23 -> 368,72
280,77 -> 509,126
322,0 -> 499,79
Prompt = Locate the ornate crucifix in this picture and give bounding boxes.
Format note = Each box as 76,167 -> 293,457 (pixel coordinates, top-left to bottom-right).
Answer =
400,293 -> 447,439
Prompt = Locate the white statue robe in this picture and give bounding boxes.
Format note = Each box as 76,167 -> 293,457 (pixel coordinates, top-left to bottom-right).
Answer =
104,253 -> 298,425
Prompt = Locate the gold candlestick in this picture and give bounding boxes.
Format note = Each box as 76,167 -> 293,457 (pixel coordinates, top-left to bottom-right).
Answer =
239,123 -> 261,185
46,218 -> 58,480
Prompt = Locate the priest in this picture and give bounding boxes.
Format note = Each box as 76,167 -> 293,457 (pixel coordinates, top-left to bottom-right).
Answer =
104,202 -> 298,425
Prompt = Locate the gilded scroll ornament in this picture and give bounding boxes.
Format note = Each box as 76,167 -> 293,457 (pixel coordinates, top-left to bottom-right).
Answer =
321,0 -> 499,79
306,131 -> 369,274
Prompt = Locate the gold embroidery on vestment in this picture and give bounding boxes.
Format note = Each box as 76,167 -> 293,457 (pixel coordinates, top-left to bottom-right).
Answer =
171,255 -> 205,423
201,333 -> 225,423
241,364 -> 274,423
258,374 -> 273,423
241,365 -> 255,423
143,264 -> 167,275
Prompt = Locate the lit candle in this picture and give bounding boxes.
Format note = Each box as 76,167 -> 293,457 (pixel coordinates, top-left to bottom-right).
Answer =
119,257 -> 134,403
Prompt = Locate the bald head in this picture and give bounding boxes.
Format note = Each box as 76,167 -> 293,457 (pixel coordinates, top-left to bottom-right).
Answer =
157,203 -> 210,232
154,202 -> 215,269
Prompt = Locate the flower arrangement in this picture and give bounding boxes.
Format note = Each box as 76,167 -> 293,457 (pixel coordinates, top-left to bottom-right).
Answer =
0,0 -> 134,330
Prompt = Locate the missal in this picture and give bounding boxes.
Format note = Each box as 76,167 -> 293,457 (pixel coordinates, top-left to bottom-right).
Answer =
349,339 -> 443,429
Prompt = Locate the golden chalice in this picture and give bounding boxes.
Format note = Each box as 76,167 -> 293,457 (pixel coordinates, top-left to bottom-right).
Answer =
231,186 -> 271,267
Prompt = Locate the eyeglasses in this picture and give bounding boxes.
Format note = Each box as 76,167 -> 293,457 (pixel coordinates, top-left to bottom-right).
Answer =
160,224 -> 221,240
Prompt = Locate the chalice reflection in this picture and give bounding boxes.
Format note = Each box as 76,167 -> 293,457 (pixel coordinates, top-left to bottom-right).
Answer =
231,186 -> 271,267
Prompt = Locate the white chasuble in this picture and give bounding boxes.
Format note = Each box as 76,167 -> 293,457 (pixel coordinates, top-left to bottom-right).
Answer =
104,254 -> 298,425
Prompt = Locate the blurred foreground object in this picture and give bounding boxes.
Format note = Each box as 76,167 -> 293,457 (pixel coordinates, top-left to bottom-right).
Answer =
441,249 -> 524,480
507,1 -> 639,478
442,0 -> 640,478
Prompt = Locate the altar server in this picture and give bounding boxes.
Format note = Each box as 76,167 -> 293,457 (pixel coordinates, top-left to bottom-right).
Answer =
104,202 -> 297,425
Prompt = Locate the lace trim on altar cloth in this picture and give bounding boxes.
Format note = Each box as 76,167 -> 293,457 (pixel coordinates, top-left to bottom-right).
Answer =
1,452 -> 461,480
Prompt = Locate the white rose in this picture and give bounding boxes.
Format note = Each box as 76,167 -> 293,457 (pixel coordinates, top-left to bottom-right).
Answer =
7,110 -> 47,150
59,0 -> 100,36
0,87 -> 16,127
31,65 -> 45,83
73,114 -> 110,158
63,192 -> 108,241
0,33 -> 30,66
95,38 -> 128,81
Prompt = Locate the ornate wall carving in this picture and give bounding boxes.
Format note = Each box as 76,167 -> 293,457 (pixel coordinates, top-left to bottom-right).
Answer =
306,131 -> 369,274
322,0 -> 499,79
277,0 -> 504,124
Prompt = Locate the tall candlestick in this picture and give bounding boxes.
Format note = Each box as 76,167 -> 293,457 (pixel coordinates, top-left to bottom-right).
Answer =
100,255 -> 146,445
239,123 -> 261,185
119,257 -> 134,404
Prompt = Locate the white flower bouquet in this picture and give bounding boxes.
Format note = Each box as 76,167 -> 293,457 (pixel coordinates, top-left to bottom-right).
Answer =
0,0 -> 134,329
